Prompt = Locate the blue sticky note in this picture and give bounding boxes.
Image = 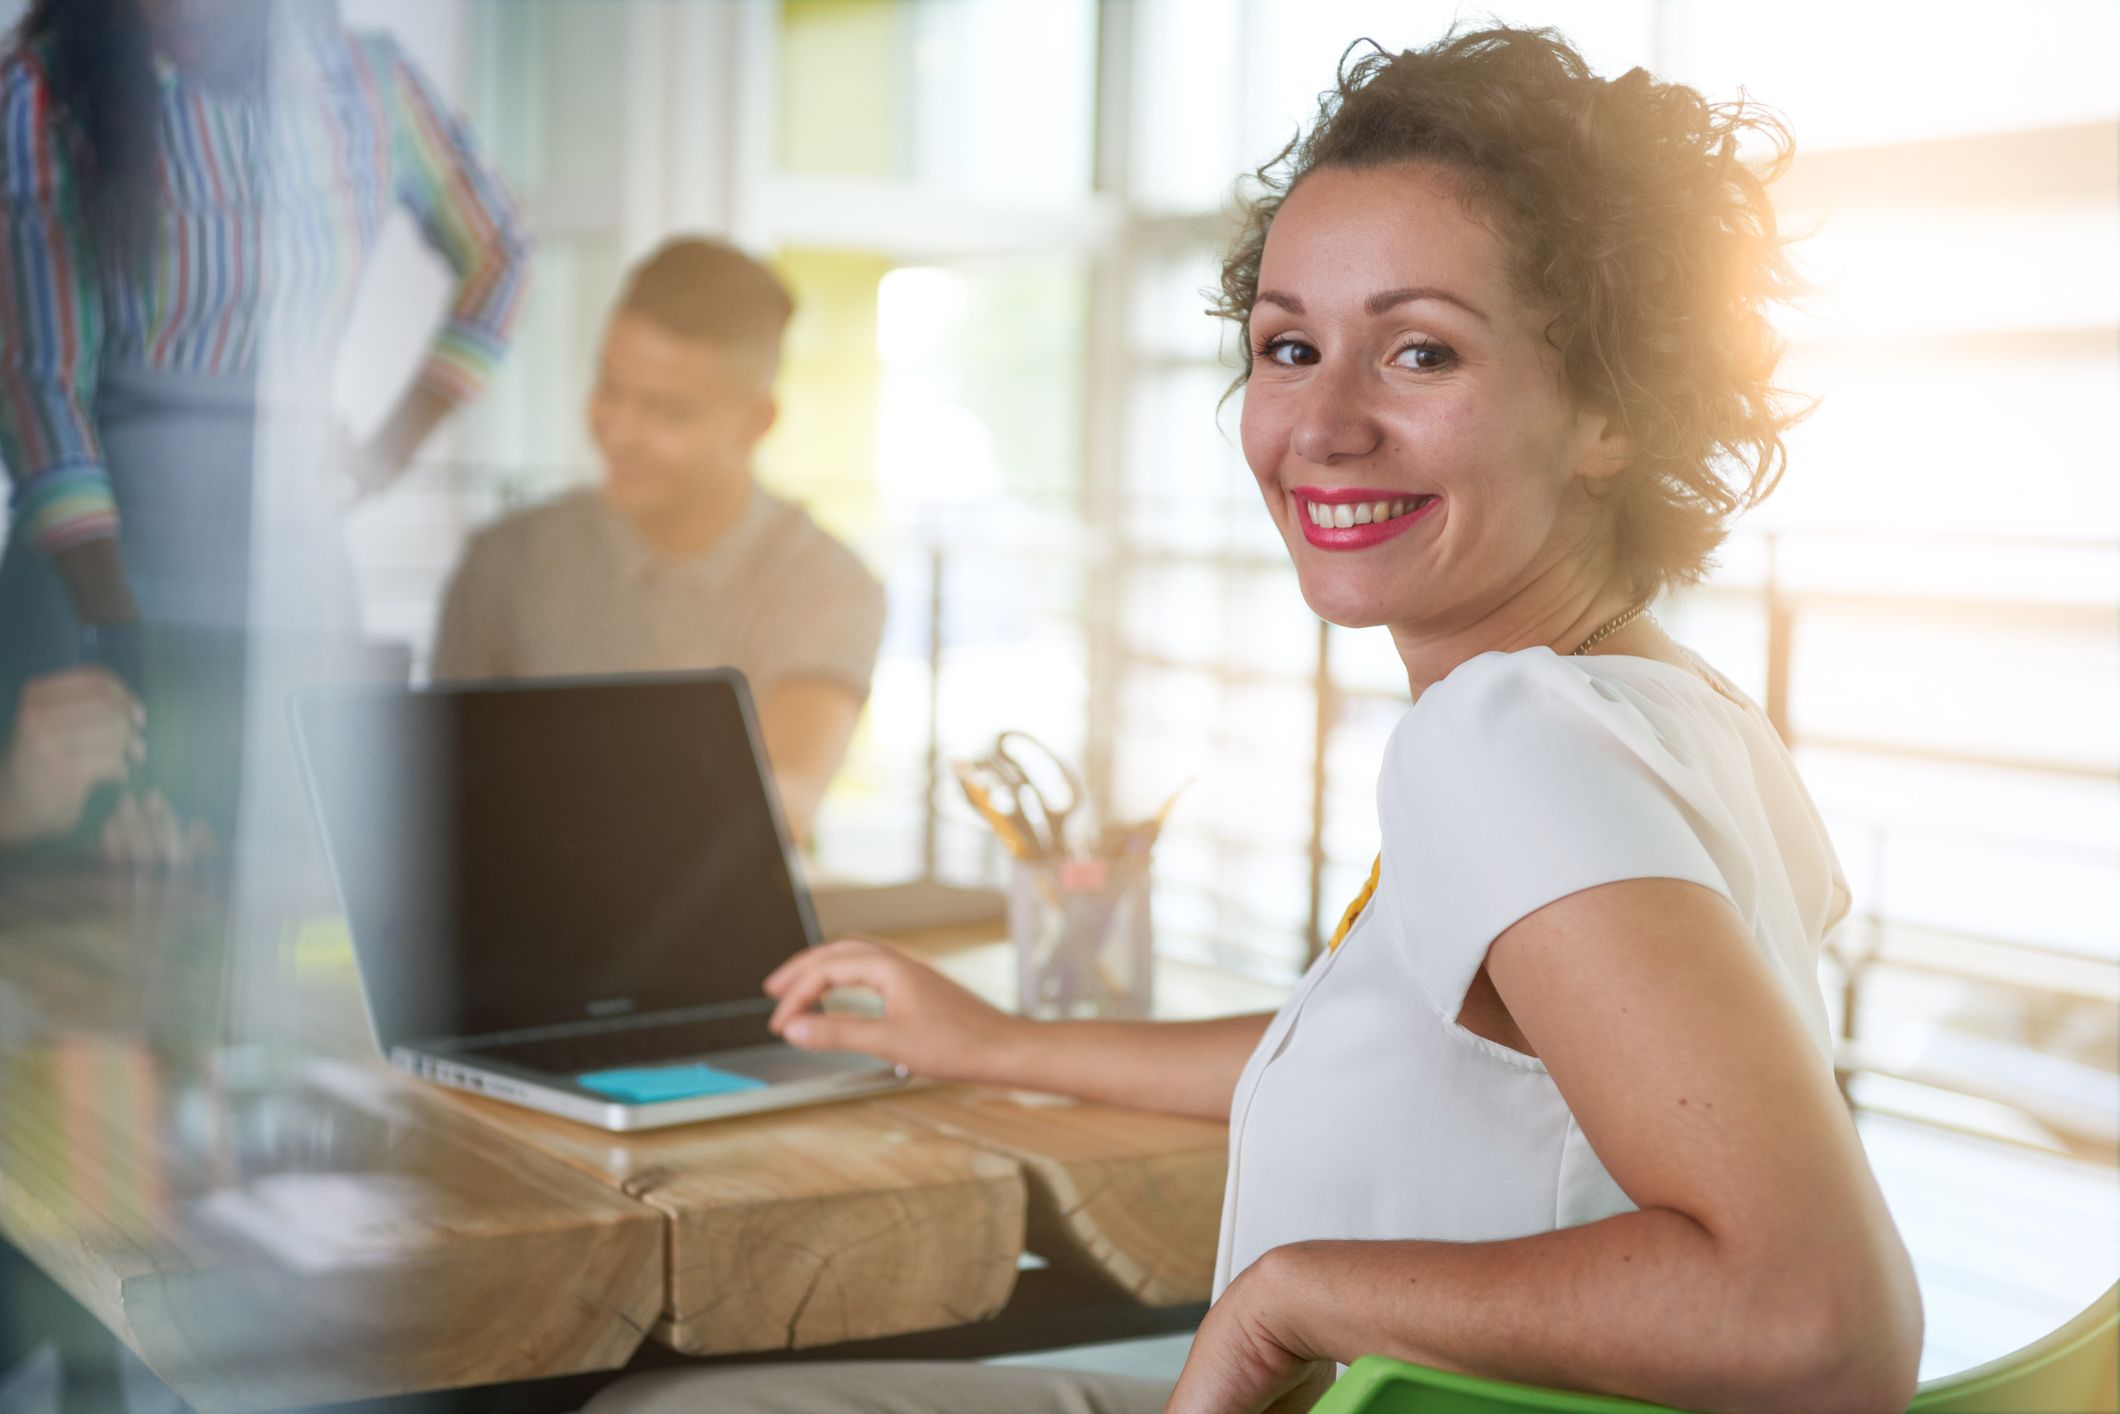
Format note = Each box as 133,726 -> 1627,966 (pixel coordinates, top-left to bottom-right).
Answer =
577,1062 -> 768,1103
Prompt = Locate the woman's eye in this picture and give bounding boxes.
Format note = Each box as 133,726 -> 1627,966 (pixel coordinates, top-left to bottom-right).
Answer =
1395,341 -> 1455,371
1256,336 -> 1317,367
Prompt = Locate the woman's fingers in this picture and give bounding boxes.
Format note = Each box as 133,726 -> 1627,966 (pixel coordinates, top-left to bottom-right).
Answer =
766,971 -> 837,1035
767,949 -> 902,1035
51,720 -> 137,774
763,936 -> 887,995
762,938 -> 1012,1083
101,795 -> 153,865
140,794 -> 184,864
100,792 -> 188,868
766,939 -> 898,1001
18,669 -> 145,789
23,672 -> 143,751
24,667 -> 139,718
780,1011 -> 890,1057
762,941 -> 897,1020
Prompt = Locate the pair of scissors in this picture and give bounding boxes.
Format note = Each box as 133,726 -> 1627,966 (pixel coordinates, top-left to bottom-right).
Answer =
985,731 -> 1086,860
952,761 -> 1046,862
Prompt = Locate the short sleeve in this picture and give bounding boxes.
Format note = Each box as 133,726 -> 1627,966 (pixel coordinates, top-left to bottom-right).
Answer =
0,46 -> 115,552
360,32 -> 535,404
1376,649 -> 1732,1018
746,524 -> 886,703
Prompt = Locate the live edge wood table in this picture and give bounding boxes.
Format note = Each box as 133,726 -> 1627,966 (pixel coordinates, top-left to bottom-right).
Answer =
0,869 -> 1280,1411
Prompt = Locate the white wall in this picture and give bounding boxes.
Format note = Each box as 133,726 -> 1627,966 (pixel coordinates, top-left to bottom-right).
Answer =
332,1 -> 489,651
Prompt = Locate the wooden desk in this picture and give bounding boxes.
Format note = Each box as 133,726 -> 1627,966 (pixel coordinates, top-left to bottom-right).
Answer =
0,873 -> 1278,1410
882,931 -> 1275,1307
0,872 -> 664,1411
434,1088 -> 1030,1356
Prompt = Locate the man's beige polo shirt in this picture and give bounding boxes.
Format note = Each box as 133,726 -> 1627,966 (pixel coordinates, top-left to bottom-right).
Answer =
430,486 -> 885,704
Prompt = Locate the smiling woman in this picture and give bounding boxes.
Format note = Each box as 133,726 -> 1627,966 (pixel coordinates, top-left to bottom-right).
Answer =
586,25 -> 1922,1414
1237,155 -> 1658,689
1164,34 -> 1920,1412
1218,32 -> 1806,635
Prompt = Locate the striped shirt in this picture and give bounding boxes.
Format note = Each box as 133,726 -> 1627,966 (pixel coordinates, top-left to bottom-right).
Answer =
0,26 -> 534,555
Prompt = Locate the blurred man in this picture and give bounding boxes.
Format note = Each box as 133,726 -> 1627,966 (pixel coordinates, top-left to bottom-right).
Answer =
432,239 -> 885,843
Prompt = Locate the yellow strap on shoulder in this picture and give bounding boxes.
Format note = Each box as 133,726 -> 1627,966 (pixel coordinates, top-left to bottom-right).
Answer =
1327,854 -> 1382,953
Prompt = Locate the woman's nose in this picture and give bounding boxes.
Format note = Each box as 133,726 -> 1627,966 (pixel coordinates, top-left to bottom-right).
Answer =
1288,364 -> 1382,465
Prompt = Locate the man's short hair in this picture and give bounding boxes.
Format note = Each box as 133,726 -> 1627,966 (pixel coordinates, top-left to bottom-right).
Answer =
616,237 -> 794,361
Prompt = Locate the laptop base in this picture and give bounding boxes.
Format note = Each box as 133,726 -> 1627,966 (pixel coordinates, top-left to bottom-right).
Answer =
393,1044 -> 908,1131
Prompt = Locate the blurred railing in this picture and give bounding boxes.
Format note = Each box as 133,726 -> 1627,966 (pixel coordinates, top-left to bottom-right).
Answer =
1001,523 -> 2119,1159
362,472 -> 2119,1157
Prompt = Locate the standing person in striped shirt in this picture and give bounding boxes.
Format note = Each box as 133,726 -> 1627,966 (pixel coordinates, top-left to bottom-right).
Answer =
0,0 -> 533,671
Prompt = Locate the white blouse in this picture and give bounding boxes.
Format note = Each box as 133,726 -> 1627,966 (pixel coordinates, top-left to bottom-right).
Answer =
1212,645 -> 1852,1297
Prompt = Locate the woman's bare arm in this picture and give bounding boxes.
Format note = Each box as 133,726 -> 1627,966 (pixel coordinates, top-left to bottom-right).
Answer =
764,938 -> 1270,1120
54,540 -> 140,626
983,1010 -> 1272,1120
1169,877 -> 1923,1414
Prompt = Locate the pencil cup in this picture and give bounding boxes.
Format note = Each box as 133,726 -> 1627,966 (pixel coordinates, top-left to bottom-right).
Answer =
1009,856 -> 1152,1021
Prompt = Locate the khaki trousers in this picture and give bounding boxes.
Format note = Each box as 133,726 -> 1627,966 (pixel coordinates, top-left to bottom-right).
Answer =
583,1361 -> 1171,1414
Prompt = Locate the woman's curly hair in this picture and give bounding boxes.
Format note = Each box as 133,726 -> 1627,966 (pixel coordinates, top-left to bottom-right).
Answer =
1214,26 -> 1810,597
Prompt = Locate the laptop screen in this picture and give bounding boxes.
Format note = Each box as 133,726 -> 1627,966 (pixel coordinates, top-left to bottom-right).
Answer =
293,673 -> 818,1049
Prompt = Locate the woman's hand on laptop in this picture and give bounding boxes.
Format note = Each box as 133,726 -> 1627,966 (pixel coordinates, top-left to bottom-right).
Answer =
764,938 -> 1024,1086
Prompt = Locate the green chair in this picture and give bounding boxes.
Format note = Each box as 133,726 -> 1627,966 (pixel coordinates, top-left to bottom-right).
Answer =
1308,1282 -> 2118,1414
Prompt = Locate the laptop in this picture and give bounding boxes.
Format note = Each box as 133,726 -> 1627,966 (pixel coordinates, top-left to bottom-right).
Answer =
288,670 -> 906,1130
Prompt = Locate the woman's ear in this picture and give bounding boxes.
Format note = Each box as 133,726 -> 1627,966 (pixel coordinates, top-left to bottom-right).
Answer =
1576,404 -> 1636,482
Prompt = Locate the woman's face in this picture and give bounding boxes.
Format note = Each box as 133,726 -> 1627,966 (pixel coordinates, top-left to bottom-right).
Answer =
1239,161 -> 1622,636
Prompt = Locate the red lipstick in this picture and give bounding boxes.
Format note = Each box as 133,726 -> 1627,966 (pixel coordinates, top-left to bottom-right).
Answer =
1291,485 -> 1440,551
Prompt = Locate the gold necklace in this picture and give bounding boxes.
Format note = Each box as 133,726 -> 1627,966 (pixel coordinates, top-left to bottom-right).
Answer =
1569,599 -> 1650,656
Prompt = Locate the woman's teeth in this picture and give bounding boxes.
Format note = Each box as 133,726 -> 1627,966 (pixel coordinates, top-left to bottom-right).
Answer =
1304,497 -> 1424,529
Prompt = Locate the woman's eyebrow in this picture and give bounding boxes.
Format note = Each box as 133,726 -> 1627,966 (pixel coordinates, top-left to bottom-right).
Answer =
1252,287 -> 1490,324
1365,285 -> 1490,323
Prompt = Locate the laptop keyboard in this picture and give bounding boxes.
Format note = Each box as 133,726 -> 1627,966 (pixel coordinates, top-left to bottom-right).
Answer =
468,1012 -> 775,1077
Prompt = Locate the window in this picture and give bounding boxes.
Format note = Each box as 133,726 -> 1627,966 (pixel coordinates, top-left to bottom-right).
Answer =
355,3 -> 2117,1369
